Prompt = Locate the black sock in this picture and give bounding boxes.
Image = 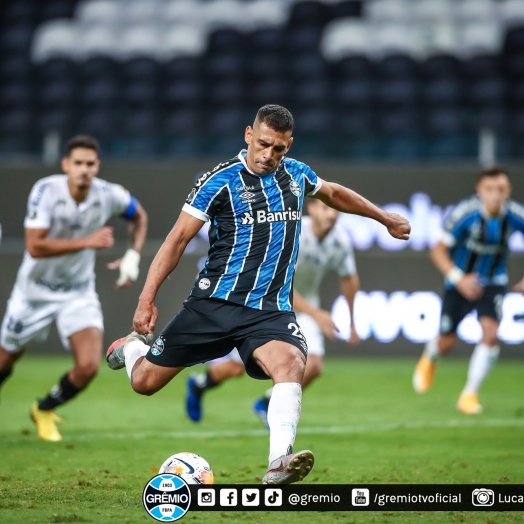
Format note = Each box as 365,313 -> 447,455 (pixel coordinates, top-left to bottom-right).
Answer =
192,370 -> 219,396
0,368 -> 13,390
38,373 -> 82,411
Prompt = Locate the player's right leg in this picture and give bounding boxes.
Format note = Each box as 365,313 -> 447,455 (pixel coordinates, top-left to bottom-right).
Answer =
413,287 -> 470,393
186,351 -> 245,422
0,346 -> 24,401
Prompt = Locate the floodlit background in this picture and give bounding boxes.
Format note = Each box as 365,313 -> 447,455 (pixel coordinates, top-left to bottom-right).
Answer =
0,0 -> 523,355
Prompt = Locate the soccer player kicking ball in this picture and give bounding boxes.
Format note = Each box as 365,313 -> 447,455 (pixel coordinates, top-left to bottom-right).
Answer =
413,166 -> 524,414
106,105 -> 410,484
0,135 -> 148,441
185,198 -> 361,427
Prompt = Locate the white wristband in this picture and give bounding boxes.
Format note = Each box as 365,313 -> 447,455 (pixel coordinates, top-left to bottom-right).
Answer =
117,249 -> 141,285
446,266 -> 464,285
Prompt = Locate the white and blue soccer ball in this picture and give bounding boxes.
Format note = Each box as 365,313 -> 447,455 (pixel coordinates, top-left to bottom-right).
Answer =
159,452 -> 214,484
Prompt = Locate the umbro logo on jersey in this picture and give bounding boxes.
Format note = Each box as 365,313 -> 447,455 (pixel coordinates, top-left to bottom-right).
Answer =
240,209 -> 302,225
240,191 -> 255,199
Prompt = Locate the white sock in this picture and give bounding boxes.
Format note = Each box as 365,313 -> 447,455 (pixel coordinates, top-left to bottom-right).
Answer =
463,343 -> 500,394
424,337 -> 440,362
267,382 -> 302,465
124,339 -> 149,379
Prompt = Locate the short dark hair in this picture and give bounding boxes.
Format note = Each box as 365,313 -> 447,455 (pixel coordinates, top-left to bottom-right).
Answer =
478,166 -> 509,181
65,135 -> 100,157
255,104 -> 294,133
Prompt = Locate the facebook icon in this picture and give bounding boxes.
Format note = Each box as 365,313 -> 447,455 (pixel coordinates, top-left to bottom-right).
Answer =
220,489 -> 238,507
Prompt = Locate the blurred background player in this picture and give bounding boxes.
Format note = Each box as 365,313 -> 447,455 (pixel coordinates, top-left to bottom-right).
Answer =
413,166 -> 524,414
185,198 -> 361,425
0,135 -> 148,441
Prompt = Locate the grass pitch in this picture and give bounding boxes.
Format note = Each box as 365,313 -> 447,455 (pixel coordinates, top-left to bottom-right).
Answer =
0,356 -> 523,524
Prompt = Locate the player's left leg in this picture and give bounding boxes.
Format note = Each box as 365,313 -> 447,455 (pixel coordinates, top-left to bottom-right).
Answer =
0,347 -> 24,402
33,327 -> 103,442
250,341 -> 314,484
457,316 -> 500,415
186,354 -> 245,422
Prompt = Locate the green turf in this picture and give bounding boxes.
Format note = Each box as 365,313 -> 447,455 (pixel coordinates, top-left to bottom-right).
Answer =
0,356 -> 523,524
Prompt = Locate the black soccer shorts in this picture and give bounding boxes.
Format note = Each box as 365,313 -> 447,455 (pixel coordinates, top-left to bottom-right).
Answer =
145,297 -> 308,380
439,285 -> 505,335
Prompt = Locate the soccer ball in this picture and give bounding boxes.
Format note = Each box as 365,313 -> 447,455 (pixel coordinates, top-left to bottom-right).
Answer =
158,452 -> 214,484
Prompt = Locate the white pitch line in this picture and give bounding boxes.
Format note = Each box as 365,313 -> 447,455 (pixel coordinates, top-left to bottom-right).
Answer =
1,418 -> 524,443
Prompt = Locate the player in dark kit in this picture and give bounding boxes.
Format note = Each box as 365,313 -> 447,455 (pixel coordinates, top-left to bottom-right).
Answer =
106,105 -> 410,484
413,166 -> 524,414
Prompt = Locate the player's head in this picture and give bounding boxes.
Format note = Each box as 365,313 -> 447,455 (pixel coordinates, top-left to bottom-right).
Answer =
476,166 -> 511,216
307,198 -> 339,236
244,105 -> 294,175
62,135 -> 101,191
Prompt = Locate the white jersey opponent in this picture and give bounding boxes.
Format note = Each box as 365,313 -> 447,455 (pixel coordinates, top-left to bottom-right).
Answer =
228,215 -> 356,361
17,175 -> 132,298
1,175 -> 133,352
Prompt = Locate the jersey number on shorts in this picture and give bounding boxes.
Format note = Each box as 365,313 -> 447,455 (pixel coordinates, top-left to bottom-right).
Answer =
288,322 -> 305,340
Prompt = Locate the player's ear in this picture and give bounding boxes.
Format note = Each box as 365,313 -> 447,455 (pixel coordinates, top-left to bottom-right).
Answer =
285,136 -> 293,153
61,156 -> 69,174
245,126 -> 253,145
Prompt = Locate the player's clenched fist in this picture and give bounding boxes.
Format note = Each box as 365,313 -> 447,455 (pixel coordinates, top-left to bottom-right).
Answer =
86,226 -> 114,249
133,299 -> 158,335
385,213 -> 411,240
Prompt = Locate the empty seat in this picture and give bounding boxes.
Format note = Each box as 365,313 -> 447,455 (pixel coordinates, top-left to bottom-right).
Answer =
39,81 -> 76,107
320,19 -> 369,61
365,0 -> 410,23
468,78 -> 507,107
123,82 -> 158,107
207,29 -> 246,55
337,79 -> 374,107
205,54 -> 244,80
122,109 -> 158,135
0,55 -> 32,81
463,55 -> 500,79
201,0 -> 246,31
425,106 -> 463,134
372,23 -> 424,59
456,22 -> 503,58
377,79 -> 419,106
294,107 -> 332,134
245,54 -> 285,82
2,24 -> 34,53
206,81 -> 245,106
287,26 -> 322,53
293,79 -> 331,107
0,83 -> 33,109
328,1 -> 362,20
164,80 -> 202,107
249,28 -> 287,54
423,78 -> 463,105
75,0 -> 121,26
0,110 -> 33,135
337,109 -> 375,136
38,108 -> 74,133
81,80 -> 120,106
288,1 -> 329,27
333,56 -> 374,80
470,106 -> 509,132
39,1 -> 76,21
4,1 -> 35,24
504,25 -> 524,54
80,57 -> 119,82
122,58 -> 160,82
290,53 -> 327,80
162,26 -> 207,60
380,109 -> 419,133
37,58 -> 76,83
164,108 -> 201,134
250,80 -> 289,107
499,0 -> 524,29
78,109 -> 117,137
164,57 -> 202,81
31,20 -> 78,62
208,107 -> 247,135
378,55 -> 418,79
453,0 -> 496,24
420,54 -> 461,79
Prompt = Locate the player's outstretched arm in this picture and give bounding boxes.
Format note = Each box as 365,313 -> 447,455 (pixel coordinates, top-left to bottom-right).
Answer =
133,211 -> 204,334
312,180 -> 410,240
107,202 -> 149,288
25,226 -> 115,258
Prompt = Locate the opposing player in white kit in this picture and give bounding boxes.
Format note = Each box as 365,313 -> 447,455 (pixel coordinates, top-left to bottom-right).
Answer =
0,135 -> 148,441
185,198 -> 361,424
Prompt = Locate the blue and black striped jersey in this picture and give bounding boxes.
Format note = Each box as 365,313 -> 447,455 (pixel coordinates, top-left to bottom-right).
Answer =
442,195 -> 524,287
182,150 -> 322,311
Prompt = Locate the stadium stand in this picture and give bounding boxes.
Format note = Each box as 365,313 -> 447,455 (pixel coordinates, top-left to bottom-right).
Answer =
0,0 -> 522,159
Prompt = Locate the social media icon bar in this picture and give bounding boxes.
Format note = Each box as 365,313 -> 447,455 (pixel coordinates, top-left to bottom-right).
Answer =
472,488 -> 495,507
198,489 -> 215,507
352,488 -> 370,506
242,489 -> 260,506
220,489 -> 238,507
265,488 -> 283,507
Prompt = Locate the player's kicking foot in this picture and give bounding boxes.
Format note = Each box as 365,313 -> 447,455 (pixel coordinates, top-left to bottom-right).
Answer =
106,332 -> 154,370
253,397 -> 269,429
262,450 -> 314,485
185,376 -> 203,422
457,392 -> 483,415
31,402 -> 64,442
412,354 -> 437,393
